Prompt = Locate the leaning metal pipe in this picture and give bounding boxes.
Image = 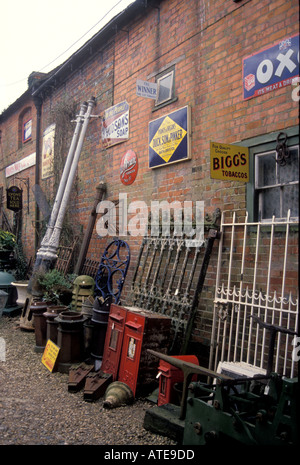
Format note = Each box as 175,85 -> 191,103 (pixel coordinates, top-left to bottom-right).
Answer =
37,101 -> 88,258
74,182 -> 106,275
44,97 -> 96,264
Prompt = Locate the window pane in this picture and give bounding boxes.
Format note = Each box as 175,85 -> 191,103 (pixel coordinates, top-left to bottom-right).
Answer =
278,147 -> 299,184
260,187 -> 280,219
157,73 -> 173,103
256,152 -> 277,187
282,184 -> 299,218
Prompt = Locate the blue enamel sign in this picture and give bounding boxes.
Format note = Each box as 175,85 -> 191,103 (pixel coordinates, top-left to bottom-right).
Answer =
149,106 -> 191,169
243,34 -> 299,100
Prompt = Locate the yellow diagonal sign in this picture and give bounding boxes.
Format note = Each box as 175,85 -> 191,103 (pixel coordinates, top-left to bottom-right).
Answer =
149,116 -> 187,163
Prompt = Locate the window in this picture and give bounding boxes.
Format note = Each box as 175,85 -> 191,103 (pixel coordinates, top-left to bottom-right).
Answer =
18,107 -> 32,148
255,146 -> 299,220
23,118 -> 32,143
155,66 -> 176,108
244,127 -> 299,221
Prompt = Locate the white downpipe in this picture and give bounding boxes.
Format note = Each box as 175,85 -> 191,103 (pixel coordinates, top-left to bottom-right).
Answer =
37,101 -> 88,259
44,97 -> 96,261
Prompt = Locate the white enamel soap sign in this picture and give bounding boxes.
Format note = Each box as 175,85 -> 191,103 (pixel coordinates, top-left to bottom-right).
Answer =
102,101 -> 129,148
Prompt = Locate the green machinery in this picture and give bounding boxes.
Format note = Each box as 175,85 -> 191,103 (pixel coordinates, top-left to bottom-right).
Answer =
147,325 -> 298,446
184,371 -> 298,445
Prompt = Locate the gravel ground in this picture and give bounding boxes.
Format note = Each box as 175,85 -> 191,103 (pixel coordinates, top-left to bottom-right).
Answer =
0,314 -> 177,446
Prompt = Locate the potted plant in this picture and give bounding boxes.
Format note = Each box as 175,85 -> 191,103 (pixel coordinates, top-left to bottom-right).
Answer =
0,229 -> 16,261
37,269 -> 75,306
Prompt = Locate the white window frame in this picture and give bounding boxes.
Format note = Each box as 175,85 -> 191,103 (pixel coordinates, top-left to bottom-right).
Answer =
254,145 -> 299,221
155,69 -> 175,106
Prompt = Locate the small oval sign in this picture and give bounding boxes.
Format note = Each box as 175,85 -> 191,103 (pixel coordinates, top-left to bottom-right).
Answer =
120,150 -> 138,185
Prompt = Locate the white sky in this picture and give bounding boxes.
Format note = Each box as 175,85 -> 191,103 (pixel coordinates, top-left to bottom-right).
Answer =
0,0 -> 135,113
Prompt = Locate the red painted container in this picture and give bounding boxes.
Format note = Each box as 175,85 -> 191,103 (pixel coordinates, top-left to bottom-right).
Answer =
101,303 -> 128,380
157,355 -> 199,406
117,307 -> 171,397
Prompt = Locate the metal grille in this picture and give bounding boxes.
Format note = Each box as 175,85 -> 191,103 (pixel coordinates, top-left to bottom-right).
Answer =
209,210 -> 298,378
55,238 -> 78,276
81,258 -> 99,278
130,225 -> 219,354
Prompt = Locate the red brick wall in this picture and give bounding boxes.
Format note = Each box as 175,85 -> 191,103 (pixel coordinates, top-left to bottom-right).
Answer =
1,0 -> 298,357
0,96 -> 37,260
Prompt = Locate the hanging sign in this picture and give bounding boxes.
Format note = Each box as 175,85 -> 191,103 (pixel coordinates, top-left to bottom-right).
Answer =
41,123 -> 56,180
210,142 -> 249,182
120,150 -> 138,185
243,34 -> 299,100
102,101 -> 130,148
42,339 -> 60,372
149,105 -> 191,169
136,79 -> 157,99
6,186 -> 23,211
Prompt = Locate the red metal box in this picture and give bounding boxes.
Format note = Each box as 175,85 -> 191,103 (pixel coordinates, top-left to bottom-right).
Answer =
101,303 -> 128,380
117,306 -> 172,397
157,355 -> 199,406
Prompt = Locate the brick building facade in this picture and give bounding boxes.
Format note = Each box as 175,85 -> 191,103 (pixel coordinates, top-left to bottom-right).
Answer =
0,0 -> 298,367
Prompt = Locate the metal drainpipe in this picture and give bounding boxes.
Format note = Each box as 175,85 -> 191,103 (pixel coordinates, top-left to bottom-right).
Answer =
37,101 -> 88,260
44,97 -> 96,265
33,96 -> 42,252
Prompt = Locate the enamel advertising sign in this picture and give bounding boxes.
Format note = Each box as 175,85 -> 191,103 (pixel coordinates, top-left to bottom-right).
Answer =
42,339 -> 60,372
210,142 -> 249,182
102,101 -> 129,148
120,150 -> 138,185
42,123 -> 55,180
243,34 -> 299,100
149,106 -> 191,169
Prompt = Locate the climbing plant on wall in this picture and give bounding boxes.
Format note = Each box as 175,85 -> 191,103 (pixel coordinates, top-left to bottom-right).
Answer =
43,97 -> 82,252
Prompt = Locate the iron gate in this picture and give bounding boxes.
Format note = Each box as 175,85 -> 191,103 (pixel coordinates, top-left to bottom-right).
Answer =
209,209 -> 298,378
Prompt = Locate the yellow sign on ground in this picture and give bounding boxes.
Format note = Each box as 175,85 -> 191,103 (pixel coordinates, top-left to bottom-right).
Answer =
42,339 -> 60,372
210,142 -> 249,182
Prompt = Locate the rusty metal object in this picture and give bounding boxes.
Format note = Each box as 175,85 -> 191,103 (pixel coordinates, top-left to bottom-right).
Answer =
74,183 -> 106,275
275,132 -> 289,166
55,237 -> 79,276
68,363 -> 94,392
130,211 -> 220,354
83,372 -> 113,401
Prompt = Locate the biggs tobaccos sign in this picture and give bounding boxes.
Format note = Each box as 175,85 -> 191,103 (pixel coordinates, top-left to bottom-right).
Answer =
210,142 -> 249,182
